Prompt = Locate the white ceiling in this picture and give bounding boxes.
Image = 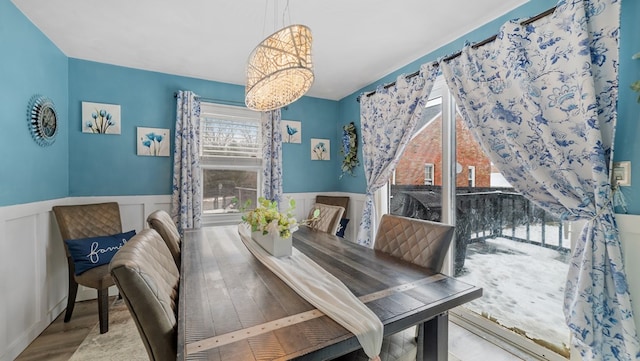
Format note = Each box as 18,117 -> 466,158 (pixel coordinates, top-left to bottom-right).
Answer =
12,0 -> 527,101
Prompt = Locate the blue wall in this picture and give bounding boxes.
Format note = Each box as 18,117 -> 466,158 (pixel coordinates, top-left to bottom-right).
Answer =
68,59 -> 340,196
615,0 -> 640,214
5,0 -> 638,212
0,0 -> 69,206
337,0 -> 640,215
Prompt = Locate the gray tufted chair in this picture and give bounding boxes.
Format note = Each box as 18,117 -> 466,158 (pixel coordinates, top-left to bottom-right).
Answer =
109,228 -> 180,361
307,203 -> 345,235
374,214 -> 454,272
146,209 -> 181,268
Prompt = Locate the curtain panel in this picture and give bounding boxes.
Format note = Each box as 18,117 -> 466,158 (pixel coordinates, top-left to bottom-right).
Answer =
440,0 -> 639,359
172,90 -> 202,233
358,64 -> 439,247
261,109 -> 284,205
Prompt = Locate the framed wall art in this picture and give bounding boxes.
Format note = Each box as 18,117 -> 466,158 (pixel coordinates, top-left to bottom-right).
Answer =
281,120 -> 302,143
311,138 -> 330,160
82,102 -> 121,134
137,127 -> 170,156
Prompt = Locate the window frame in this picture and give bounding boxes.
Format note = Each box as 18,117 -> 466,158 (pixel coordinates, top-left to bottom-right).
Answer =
468,165 -> 476,187
424,163 -> 435,185
199,102 -> 262,226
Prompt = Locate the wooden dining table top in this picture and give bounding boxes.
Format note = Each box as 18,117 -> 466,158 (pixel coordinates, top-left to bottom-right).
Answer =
177,225 -> 482,361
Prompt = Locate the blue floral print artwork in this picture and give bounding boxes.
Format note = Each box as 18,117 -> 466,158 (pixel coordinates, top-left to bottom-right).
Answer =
137,127 -> 169,157
281,120 -> 301,143
310,138 -> 329,160
81,102 -> 121,134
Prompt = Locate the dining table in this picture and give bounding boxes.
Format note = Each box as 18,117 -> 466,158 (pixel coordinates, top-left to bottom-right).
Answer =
177,224 -> 482,361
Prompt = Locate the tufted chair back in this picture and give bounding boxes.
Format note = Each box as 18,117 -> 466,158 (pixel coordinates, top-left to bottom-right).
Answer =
146,209 -> 181,268
109,228 -> 180,361
52,202 -> 122,334
307,203 -> 345,235
374,214 -> 454,272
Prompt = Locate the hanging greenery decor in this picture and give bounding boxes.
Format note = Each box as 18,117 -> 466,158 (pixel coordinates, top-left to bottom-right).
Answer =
340,122 -> 359,178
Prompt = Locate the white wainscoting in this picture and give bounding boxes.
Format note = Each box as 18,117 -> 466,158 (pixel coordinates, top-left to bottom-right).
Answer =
0,192 -> 364,361
0,195 -> 170,361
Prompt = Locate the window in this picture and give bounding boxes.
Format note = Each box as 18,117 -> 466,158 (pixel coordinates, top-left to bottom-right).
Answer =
424,163 -> 434,185
199,102 -> 262,223
467,165 -> 476,187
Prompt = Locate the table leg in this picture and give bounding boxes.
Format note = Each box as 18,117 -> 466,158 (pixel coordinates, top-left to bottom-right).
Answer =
420,312 -> 448,361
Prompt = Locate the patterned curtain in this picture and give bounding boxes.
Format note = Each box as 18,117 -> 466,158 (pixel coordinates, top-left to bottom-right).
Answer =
172,90 -> 202,233
440,0 -> 639,359
358,64 -> 439,247
261,109 -> 283,205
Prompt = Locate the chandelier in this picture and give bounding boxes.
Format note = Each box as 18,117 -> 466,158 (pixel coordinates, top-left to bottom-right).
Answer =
245,24 -> 314,111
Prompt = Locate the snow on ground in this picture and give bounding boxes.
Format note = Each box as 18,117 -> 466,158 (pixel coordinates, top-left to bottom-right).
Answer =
456,234 -> 571,349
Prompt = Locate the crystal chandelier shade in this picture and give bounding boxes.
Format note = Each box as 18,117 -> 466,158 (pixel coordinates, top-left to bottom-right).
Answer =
245,24 -> 314,111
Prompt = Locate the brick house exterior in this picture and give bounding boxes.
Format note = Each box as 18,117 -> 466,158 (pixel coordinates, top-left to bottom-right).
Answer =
395,114 -> 491,187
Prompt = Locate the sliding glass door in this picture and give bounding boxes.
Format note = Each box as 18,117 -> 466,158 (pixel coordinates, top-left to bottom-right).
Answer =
388,77 -> 571,360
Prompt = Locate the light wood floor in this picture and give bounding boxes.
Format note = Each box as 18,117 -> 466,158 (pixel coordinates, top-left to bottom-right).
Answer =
15,298 -> 113,361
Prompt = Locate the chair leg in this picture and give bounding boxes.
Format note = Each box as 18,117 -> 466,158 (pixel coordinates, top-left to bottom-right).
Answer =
64,275 -> 79,323
98,288 -> 109,334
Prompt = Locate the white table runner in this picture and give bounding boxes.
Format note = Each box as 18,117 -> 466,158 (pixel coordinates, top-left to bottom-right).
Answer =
238,224 -> 383,360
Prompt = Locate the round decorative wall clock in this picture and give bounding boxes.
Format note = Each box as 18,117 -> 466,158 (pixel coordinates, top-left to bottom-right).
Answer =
27,95 -> 58,146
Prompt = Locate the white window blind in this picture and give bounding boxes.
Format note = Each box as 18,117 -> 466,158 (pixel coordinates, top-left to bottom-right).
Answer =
200,103 -> 261,160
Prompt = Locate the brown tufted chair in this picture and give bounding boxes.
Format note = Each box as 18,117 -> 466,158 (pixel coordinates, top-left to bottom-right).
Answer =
52,202 -> 122,334
337,214 -> 455,361
110,228 -> 179,361
146,209 -> 181,268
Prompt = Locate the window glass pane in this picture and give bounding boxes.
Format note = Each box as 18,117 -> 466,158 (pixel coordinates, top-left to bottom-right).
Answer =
390,98 -> 443,222
200,117 -> 260,158
454,110 -> 571,357
202,169 -> 258,214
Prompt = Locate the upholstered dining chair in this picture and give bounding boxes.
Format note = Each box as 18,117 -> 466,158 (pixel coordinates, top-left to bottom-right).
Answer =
307,203 -> 345,235
146,209 -> 181,268
337,214 -> 455,361
316,195 -> 350,237
374,214 -> 455,273
52,202 -> 122,334
110,228 -> 180,361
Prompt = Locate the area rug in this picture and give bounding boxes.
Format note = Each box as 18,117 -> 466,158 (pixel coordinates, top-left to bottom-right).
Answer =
69,298 -> 148,361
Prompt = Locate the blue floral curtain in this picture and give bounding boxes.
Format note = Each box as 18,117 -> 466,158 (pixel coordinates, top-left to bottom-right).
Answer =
172,90 -> 202,233
358,64 -> 439,247
261,109 -> 283,205
440,0 -> 639,359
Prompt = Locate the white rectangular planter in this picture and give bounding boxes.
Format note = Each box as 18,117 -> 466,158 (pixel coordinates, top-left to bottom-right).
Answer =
252,231 -> 292,257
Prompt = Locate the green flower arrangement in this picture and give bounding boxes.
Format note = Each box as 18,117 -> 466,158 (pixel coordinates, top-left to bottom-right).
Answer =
242,197 -> 299,239
632,52 -> 640,103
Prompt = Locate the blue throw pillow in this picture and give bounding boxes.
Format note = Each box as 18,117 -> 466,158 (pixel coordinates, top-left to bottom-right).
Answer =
64,230 -> 136,275
336,218 -> 349,238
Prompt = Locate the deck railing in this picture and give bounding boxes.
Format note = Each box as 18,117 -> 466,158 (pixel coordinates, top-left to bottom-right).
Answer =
390,185 -> 569,275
